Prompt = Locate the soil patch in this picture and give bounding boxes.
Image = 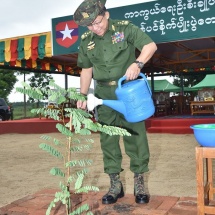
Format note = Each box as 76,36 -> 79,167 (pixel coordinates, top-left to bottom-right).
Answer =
0,132 -> 198,207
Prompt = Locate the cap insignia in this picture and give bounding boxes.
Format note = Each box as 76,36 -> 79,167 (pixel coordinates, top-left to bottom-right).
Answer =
82,12 -> 89,19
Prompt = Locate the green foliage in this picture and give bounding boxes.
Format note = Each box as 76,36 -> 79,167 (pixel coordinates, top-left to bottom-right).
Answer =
0,69 -> 18,100
56,123 -> 73,137
12,104 -> 35,119
31,108 -> 62,121
9,101 -> 45,120
172,74 -> 207,96
66,159 -> 93,168
50,167 -> 65,177
16,85 -> 44,100
173,74 -> 206,88
75,186 -> 99,194
28,73 -> 53,107
71,144 -> 92,152
16,80 -> 131,215
39,143 -> 63,159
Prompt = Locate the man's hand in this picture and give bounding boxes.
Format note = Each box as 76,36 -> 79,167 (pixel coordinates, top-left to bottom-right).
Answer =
77,100 -> 87,110
124,63 -> 140,80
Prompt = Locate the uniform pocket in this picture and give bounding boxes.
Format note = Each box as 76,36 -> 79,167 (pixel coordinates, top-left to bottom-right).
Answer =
112,41 -> 128,52
86,47 -> 102,64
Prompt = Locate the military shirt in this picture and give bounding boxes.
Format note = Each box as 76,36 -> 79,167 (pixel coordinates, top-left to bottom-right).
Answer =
77,18 -> 153,81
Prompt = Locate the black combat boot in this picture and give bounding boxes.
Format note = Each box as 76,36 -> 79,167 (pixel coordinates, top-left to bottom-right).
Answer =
102,173 -> 124,204
134,173 -> 149,204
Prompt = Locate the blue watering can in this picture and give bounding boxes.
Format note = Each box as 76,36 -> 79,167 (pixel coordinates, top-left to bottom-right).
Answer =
87,73 -> 155,123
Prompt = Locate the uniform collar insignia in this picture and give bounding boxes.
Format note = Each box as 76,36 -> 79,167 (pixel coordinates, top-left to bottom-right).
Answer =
112,25 -> 115,31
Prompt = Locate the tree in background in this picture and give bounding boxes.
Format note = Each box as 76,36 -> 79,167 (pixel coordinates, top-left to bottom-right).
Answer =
0,69 -> 17,101
173,73 -> 206,88
28,73 -> 53,107
172,73 -> 206,96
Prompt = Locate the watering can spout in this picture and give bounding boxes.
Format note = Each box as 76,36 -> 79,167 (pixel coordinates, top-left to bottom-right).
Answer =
103,100 -> 126,115
87,94 -> 126,115
87,94 -> 103,111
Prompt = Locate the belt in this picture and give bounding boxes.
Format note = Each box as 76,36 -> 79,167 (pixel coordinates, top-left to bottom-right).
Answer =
97,80 -> 117,86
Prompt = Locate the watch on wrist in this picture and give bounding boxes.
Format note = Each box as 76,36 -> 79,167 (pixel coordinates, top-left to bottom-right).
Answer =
134,60 -> 144,69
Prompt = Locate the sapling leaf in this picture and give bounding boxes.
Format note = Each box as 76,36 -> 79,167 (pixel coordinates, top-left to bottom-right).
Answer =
50,167 -> 65,177
39,143 -> 63,159
56,123 -> 73,137
40,135 -> 52,141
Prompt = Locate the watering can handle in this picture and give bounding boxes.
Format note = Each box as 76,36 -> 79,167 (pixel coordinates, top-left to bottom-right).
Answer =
118,73 -> 152,96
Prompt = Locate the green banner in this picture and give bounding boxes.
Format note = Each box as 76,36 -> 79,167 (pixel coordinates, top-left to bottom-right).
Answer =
52,0 -> 215,55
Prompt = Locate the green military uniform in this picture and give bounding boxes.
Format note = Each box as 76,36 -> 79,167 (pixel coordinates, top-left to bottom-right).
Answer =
77,18 -> 153,174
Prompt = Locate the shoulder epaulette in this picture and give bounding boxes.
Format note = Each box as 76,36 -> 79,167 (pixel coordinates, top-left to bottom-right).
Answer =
81,31 -> 91,40
116,20 -> 130,26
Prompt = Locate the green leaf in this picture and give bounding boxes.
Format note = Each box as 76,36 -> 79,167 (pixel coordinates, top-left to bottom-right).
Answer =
40,135 -> 52,141
79,128 -> 91,135
75,173 -> 84,190
67,175 -> 76,184
66,159 -> 93,167
16,87 -> 44,100
85,138 -> 94,143
67,168 -> 89,184
72,138 -> 81,144
56,123 -> 73,137
71,144 -> 92,152
50,167 -> 65,177
46,201 -> 55,215
76,168 -> 89,176
65,160 -> 77,167
39,143 -> 63,159
99,124 -> 131,136
20,81 -> 31,89
53,138 -> 61,146
40,135 -> 62,146
75,185 -> 99,194
52,190 -> 70,206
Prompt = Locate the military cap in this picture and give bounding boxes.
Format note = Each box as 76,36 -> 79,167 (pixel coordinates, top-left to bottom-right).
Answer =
73,0 -> 106,26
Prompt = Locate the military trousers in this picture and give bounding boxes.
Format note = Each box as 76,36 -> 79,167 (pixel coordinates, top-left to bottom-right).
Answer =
95,83 -> 150,175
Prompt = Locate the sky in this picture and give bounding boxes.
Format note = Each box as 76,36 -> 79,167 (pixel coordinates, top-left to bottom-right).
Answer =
0,0 -> 168,102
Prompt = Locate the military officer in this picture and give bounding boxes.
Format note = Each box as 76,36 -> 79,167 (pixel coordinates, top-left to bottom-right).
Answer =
74,0 -> 157,204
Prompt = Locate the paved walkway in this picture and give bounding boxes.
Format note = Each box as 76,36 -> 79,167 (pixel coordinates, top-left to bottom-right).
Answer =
0,189 -> 197,215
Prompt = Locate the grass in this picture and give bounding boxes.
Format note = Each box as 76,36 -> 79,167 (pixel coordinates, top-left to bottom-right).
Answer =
10,102 -> 44,120
12,107 -> 37,120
